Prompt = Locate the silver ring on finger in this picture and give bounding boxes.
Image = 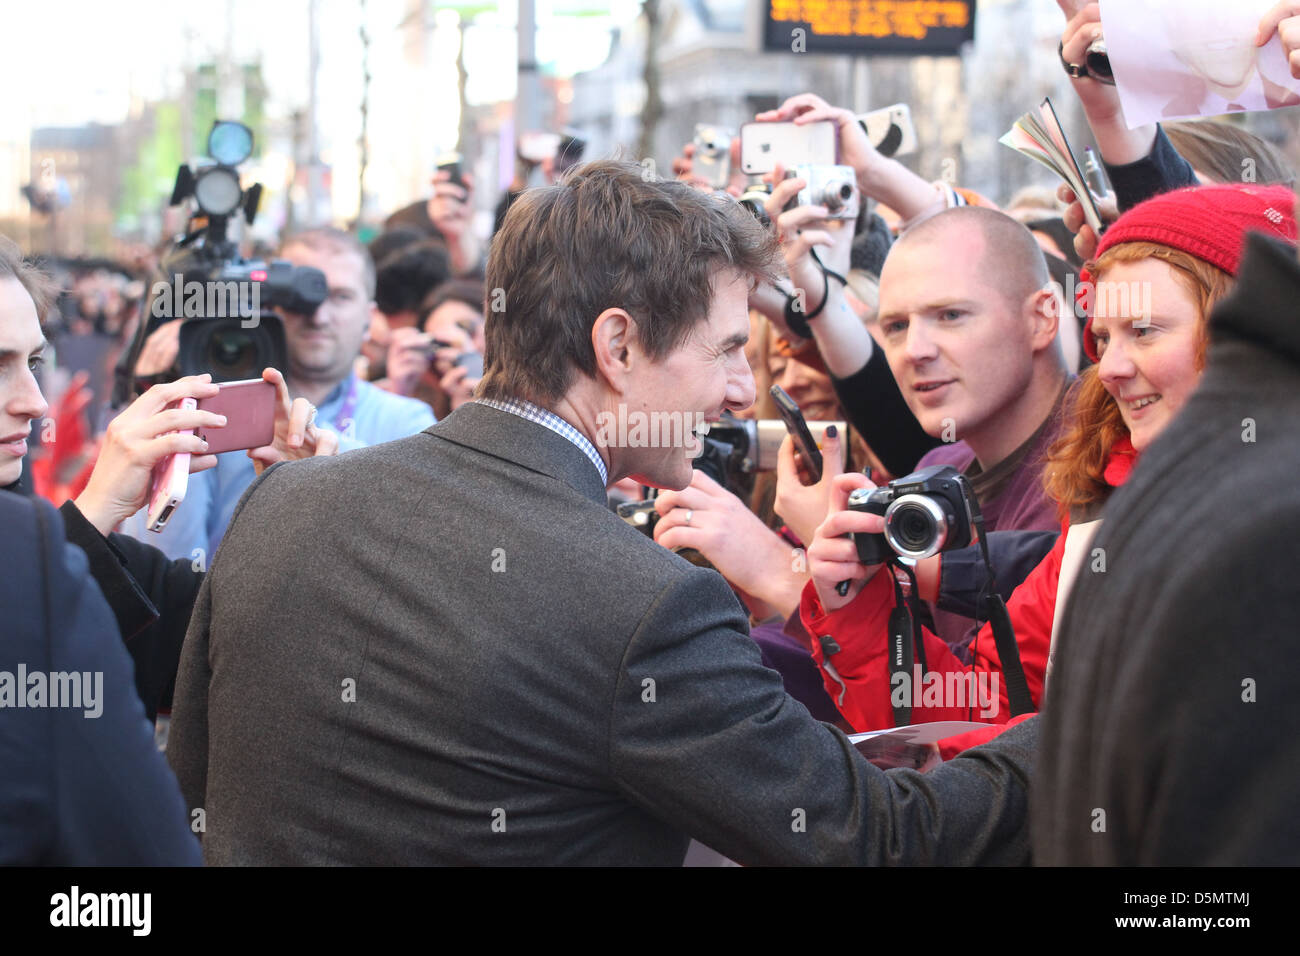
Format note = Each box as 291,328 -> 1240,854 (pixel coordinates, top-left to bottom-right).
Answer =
683,509 -> 693,527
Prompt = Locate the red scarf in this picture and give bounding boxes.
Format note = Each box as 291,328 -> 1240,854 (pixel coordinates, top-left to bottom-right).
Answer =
1103,434 -> 1138,487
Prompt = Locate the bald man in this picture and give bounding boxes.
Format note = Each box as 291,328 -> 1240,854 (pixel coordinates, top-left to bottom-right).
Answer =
860,206 -> 1071,660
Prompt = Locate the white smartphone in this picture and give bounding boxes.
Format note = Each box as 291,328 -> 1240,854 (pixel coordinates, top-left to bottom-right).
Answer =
857,104 -> 918,159
739,120 -> 837,175
146,397 -> 196,533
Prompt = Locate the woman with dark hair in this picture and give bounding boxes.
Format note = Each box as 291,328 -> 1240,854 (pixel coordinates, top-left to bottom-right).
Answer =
798,183 -> 1297,750
0,236 -> 337,722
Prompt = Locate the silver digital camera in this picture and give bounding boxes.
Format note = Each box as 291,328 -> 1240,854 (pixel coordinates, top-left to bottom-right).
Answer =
693,124 -> 734,190
790,164 -> 859,221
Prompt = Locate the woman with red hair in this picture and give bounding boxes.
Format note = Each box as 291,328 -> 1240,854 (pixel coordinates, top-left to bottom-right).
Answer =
799,182 -> 1298,752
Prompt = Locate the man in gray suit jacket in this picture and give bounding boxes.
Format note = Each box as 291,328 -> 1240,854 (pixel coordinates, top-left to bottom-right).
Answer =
167,160 -> 1037,865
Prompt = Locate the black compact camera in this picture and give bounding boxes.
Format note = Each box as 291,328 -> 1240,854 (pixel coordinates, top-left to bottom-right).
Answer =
848,464 -> 977,564
118,120 -> 328,397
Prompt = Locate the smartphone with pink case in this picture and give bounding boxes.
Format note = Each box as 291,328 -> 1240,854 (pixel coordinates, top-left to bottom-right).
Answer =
147,397 -> 196,533
195,378 -> 277,454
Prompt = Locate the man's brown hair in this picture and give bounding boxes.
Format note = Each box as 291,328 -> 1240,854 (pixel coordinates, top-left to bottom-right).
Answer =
479,160 -> 779,405
0,236 -> 58,322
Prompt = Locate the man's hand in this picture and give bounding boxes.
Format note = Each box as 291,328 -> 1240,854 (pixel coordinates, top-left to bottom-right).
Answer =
427,168 -> 479,273
670,139 -> 746,196
653,469 -> 805,617
765,163 -> 855,320
773,428 -> 845,548
806,472 -> 887,612
1055,1 -> 1157,166
756,93 -> 885,190
1056,183 -> 1120,261
1258,1 -> 1300,77
438,361 -> 480,411
73,375 -> 223,536
383,327 -> 435,397
247,367 -> 339,476
134,319 -> 182,378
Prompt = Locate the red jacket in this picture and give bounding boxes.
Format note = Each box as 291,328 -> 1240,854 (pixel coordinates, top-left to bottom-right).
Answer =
800,439 -> 1137,756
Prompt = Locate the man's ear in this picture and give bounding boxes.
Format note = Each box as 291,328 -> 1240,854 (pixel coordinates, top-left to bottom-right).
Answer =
1026,284 -> 1062,352
591,307 -> 636,394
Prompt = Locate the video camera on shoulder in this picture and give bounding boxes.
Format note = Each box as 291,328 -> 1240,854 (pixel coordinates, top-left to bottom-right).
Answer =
848,464 -> 976,564
118,120 -> 328,398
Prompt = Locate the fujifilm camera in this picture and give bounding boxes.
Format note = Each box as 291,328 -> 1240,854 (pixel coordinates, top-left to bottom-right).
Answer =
848,464 -> 977,563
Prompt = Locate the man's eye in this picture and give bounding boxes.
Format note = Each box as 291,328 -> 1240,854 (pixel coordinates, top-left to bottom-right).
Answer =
329,290 -> 353,303
883,321 -> 906,336
941,309 -> 963,321
28,356 -> 45,373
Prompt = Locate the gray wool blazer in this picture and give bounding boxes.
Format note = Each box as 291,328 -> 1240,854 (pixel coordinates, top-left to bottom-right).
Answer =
167,400 -> 1037,865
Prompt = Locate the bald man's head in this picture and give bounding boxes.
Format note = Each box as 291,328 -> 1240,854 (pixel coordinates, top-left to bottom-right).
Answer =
895,205 -> 1051,310
874,204 -> 1067,466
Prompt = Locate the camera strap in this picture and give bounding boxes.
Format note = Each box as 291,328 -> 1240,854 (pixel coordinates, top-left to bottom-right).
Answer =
887,563 -> 927,727
970,506 -> 1035,718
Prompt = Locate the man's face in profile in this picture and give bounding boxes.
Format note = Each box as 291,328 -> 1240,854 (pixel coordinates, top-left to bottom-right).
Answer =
277,243 -> 373,386
623,272 -> 756,490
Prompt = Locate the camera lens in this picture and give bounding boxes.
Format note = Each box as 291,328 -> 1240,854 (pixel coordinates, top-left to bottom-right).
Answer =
1086,37 -> 1115,84
208,325 -> 263,380
820,180 -> 852,212
182,319 -> 274,382
884,494 -> 949,560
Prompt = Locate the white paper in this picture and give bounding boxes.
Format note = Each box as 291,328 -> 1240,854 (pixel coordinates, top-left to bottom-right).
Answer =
849,720 -> 991,745
1100,0 -> 1300,127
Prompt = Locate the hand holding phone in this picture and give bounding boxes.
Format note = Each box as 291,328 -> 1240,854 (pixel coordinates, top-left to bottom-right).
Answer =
147,397 -> 197,533
771,384 -> 825,483
195,378 -> 277,453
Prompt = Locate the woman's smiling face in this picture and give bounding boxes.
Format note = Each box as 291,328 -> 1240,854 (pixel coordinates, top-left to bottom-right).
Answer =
1091,258 -> 1204,453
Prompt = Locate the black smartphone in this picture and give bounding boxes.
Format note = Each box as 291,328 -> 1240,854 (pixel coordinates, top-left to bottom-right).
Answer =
770,384 -> 823,483
436,151 -> 466,190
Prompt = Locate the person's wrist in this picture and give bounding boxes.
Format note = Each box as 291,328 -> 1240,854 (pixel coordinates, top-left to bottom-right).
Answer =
854,152 -> 896,200
773,567 -> 808,621
72,488 -> 120,538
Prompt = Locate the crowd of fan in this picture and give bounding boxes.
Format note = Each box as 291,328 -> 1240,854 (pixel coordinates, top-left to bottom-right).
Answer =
3,0 -> 1300,866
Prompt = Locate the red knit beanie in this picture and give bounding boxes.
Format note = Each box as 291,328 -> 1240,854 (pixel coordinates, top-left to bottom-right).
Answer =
1079,183 -> 1298,362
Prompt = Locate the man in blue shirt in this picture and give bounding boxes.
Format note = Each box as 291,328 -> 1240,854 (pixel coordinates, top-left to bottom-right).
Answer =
123,227 -> 435,562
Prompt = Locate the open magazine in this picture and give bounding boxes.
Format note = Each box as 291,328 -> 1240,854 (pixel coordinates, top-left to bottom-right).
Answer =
849,721 -> 991,772
999,97 -> 1105,234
